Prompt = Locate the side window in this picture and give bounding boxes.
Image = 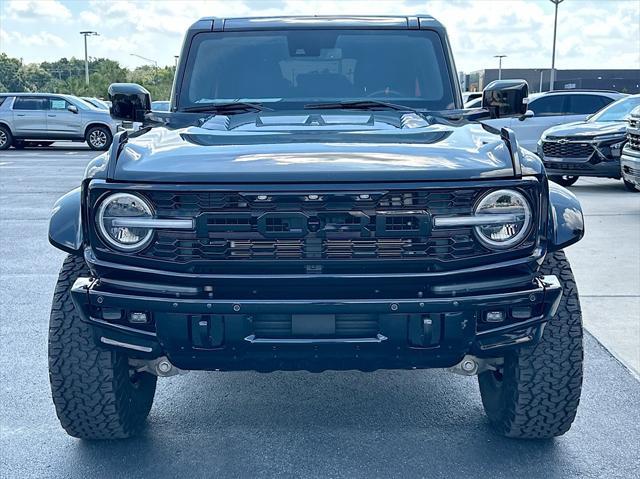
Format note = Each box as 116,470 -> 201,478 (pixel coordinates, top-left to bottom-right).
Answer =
0,97 -> 6,107
49,98 -> 70,111
529,95 -> 566,117
13,97 -> 48,110
565,94 -> 611,115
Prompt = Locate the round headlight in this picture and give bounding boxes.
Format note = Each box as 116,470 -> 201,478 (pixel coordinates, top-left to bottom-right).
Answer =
96,192 -> 154,251
474,189 -> 532,249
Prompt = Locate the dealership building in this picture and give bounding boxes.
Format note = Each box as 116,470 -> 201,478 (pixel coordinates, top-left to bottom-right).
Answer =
462,69 -> 640,94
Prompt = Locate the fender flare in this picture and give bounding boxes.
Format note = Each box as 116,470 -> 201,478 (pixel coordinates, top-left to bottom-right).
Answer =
49,187 -> 83,254
547,181 -> 585,252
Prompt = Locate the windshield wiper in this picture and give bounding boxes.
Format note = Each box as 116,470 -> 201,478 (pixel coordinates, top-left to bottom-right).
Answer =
182,101 -> 272,113
304,100 -> 421,113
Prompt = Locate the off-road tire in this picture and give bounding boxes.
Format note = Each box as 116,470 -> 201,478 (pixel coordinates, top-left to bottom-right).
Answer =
478,250 -> 583,439
85,125 -> 112,150
0,125 -> 12,150
48,255 -> 157,439
549,175 -> 579,187
623,179 -> 639,192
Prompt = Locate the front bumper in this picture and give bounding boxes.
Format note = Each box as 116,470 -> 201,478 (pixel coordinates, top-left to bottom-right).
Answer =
621,149 -> 640,189
70,275 -> 562,372
543,158 -> 621,178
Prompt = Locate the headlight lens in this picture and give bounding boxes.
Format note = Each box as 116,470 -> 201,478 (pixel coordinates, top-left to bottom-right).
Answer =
96,193 -> 154,251
474,189 -> 532,249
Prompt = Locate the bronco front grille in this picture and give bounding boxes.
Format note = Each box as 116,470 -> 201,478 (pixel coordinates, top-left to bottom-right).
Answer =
542,140 -> 593,158
90,186 -> 539,273
139,189 -> 487,264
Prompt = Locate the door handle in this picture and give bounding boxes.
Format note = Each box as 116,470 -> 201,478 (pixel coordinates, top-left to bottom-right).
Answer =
16,114 -> 26,117
48,114 -> 57,117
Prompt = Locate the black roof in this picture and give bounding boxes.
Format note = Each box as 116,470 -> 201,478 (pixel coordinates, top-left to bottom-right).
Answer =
189,15 -> 444,32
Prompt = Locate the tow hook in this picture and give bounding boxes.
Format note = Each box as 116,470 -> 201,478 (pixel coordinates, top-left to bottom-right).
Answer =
130,356 -> 187,377
447,355 -> 500,376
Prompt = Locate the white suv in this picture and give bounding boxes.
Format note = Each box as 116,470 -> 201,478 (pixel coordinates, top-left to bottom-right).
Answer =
0,93 -> 121,150
485,90 -> 626,152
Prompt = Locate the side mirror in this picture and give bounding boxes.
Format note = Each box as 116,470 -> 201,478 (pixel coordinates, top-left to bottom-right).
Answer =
108,83 -> 151,123
518,110 -> 534,121
482,79 -> 529,119
67,105 -> 78,114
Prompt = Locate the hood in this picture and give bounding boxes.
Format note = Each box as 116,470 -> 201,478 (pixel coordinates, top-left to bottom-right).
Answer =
543,121 -> 627,140
111,111 -> 539,183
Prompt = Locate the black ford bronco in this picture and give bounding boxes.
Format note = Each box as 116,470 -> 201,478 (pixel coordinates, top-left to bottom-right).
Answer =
48,15 -> 585,440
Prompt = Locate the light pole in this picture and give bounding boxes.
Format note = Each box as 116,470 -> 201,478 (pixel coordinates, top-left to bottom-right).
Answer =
79,31 -> 99,85
494,55 -> 507,80
174,55 -> 179,69
130,53 -> 158,67
549,0 -> 564,91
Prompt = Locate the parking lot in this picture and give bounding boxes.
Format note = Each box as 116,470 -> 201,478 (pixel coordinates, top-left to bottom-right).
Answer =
1,145 -> 639,478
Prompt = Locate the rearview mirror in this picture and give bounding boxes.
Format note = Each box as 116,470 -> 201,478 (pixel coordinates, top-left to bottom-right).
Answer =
482,79 -> 529,119
67,105 -> 78,114
108,83 -> 151,123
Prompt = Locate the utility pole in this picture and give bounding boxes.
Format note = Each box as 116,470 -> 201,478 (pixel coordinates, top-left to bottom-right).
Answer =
494,55 -> 507,80
79,31 -> 99,85
549,0 -> 564,91
174,55 -> 179,69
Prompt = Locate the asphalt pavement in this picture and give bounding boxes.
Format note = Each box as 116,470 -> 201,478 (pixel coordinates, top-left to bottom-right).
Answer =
1,145 -> 639,479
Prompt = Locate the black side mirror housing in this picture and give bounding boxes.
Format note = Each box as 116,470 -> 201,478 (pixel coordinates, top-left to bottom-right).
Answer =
482,79 -> 529,119
108,83 -> 151,123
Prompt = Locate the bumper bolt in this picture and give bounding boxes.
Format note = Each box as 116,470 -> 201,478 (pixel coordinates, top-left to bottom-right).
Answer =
97,296 -> 103,304
390,303 -> 399,311
157,360 -> 172,375
172,302 -> 178,308
529,294 -> 536,302
233,304 -> 241,312
461,359 -> 477,373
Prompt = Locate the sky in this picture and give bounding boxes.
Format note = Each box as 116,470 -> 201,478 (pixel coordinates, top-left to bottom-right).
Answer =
0,0 -> 639,73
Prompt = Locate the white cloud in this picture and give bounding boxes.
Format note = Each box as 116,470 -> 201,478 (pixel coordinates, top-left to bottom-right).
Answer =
5,0 -> 71,20
2,30 -> 67,48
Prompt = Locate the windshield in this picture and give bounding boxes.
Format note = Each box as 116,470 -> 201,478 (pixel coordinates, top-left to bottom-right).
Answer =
589,96 -> 640,122
179,29 -> 456,111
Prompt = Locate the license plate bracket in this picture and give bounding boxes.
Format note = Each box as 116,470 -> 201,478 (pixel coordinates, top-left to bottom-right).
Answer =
291,314 -> 336,336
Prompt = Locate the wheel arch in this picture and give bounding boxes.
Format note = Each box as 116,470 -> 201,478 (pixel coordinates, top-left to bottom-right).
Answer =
49,186 -> 84,254
84,122 -> 113,138
547,181 -> 585,252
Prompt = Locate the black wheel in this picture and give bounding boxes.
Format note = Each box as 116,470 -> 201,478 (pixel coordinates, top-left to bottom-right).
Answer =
49,255 -> 156,439
0,125 -> 12,150
549,175 -> 579,187
85,126 -> 112,150
623,179 -> 639,192
478,251 -> 583,439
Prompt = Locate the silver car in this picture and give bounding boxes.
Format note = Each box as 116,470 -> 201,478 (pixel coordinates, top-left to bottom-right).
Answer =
0,93 -> 120,150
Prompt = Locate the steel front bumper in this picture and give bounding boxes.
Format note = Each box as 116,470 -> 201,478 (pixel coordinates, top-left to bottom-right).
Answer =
70,275 -> 562,372
621,151 -> 640,189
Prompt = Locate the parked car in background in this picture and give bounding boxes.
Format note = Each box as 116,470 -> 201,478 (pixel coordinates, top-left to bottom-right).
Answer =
621,106 -> 640,191
81,97 -> 110,110
0,93 -> 120,150
151,100 -> 171,112
464,96 -> 482,109
462,91 -> 482,104
538,94 -> 640,188
484,89 -> 625,152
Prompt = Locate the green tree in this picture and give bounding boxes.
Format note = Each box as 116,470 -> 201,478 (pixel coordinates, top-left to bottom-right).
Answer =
0,53 -> 26,91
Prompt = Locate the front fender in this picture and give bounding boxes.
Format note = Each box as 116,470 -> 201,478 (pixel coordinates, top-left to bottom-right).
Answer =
49,187 -> 83,254
547,181 -> 584,252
